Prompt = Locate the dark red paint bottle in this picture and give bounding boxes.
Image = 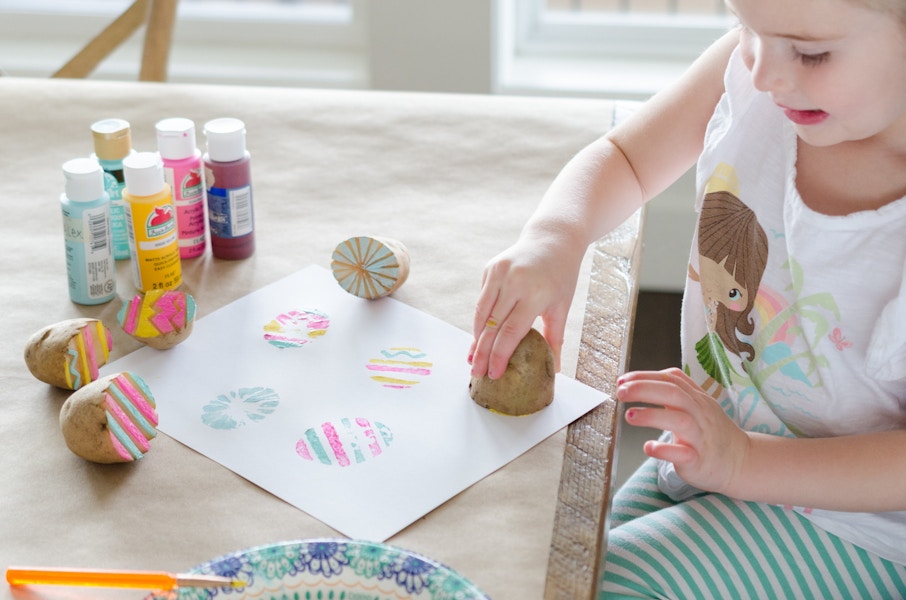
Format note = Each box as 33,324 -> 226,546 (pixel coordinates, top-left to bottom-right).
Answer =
203,118 -> 255,260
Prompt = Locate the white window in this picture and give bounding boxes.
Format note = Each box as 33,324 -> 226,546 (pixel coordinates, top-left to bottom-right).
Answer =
0,0 -> 367,87
499,0 -> 734,99
0,0 -> 735,98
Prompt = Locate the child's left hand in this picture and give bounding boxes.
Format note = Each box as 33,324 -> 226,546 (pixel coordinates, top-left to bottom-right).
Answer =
617,368 -> 750,496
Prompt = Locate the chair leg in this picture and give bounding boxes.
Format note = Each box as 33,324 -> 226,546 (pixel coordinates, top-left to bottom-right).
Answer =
140,0 -> 179,82
52,0 -> 150,79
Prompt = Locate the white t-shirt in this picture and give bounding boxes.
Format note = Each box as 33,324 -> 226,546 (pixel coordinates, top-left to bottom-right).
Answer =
660,47 -> 906,564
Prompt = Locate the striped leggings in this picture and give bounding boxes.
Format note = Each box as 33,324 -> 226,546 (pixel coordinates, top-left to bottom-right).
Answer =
600,458 -> 906,599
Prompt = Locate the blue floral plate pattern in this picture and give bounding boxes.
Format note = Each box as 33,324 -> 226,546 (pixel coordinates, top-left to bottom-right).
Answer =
145,539 -> 490,600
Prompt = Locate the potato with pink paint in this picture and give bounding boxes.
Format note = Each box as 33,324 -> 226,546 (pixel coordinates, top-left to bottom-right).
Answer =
60,372 -> 158,463
117,289 -> 196,350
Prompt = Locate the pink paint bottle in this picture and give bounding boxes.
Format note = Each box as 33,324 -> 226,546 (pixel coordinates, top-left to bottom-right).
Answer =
203,118 -> 255,260
156,118 -> 206,259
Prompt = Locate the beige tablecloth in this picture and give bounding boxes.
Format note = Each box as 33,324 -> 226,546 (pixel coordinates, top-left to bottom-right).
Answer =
0,77 -> 628,600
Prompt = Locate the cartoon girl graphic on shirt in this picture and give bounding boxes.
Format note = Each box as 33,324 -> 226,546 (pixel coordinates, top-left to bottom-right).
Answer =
688,164 -> 842,436
688,166 -> 768,399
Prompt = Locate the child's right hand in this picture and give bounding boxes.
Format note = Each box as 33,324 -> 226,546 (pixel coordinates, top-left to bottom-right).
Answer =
469,233 -> 585,380
468,30 -> 738,382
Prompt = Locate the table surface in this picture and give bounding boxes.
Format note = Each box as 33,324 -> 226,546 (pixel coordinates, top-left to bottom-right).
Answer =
0,77 -> 640,600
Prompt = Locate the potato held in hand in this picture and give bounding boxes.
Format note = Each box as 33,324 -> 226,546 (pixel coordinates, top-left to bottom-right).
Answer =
469,328 -> 555,416
60,372 -> 158,463
24,318 -> 112,390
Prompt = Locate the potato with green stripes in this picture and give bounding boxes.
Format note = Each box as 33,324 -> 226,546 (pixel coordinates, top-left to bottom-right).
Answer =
23,318 -> 113,390
60,372 -> 158,463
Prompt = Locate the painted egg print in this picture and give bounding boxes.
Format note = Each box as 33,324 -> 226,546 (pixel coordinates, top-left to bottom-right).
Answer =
295,418 -> 393,467
366,347 -> 433,389
263,309 -> 330,349
202,386 -> 280,430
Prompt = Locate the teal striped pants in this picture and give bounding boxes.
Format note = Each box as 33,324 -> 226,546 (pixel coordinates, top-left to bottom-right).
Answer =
600,459 -> 906,599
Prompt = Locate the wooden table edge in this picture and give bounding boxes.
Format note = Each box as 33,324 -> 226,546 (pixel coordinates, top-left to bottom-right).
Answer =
544,208 -> 644,599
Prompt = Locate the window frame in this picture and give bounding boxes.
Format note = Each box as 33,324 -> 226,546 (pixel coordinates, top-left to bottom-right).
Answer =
498,0 -> 735,98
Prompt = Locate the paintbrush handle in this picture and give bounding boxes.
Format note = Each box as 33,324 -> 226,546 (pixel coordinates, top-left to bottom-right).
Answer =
6,567 -> 235,590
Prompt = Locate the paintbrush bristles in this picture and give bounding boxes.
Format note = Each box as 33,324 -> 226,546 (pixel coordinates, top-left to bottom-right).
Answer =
175,573 -> 241,589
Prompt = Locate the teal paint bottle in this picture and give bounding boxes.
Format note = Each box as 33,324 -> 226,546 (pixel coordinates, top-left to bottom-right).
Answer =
60,158 -> 116,305
91,118 -> 134,260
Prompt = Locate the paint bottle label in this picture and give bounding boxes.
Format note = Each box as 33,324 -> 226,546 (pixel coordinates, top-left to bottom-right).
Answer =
163,163 -> 206,257
124,194 -> 182,291
102,169 -> 131,260
62,204 -> 116,303
207,184 -> 253,239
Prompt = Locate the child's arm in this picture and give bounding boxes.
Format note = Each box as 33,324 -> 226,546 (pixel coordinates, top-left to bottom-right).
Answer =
470,29 -> 740,380
620,368 -> 906,512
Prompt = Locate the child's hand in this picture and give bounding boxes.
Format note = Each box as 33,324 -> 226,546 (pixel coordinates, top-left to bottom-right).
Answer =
617,368 -> 750,496
469,236 -> 583,380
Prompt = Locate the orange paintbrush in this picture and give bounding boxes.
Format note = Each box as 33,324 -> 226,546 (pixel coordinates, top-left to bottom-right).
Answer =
6,566 -> 241,591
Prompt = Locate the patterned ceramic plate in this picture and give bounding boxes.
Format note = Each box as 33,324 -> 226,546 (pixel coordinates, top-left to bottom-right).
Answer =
145,538 -> 490,600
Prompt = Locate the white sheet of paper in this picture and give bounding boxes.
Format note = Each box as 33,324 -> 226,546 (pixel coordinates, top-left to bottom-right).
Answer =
103,265 -> 606,541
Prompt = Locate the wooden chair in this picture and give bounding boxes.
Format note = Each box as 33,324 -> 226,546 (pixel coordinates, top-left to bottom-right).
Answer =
53,0 -> 179,82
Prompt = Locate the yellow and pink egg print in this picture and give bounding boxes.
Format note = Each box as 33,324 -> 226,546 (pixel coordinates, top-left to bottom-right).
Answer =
366,346 -> 433,388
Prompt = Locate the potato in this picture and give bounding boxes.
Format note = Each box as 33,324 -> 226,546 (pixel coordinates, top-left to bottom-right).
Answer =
60,372 -> 158,463
469,328 -> 555,416
24,318 -> 113,390
331,235 -> 411,299
117,289 -> 196,350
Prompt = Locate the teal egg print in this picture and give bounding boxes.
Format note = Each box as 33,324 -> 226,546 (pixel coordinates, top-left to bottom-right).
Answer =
202,386 -> 280,430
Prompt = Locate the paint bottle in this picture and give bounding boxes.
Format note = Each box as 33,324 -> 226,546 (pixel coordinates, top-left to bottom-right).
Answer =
156,118 -> 207,259
203,118 -> 255,260
90,118 -> 133,261
123,152 -> 182,292
60,158 -> 117,305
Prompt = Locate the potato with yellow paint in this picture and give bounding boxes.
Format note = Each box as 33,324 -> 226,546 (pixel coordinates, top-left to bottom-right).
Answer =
23,318 -> 113,390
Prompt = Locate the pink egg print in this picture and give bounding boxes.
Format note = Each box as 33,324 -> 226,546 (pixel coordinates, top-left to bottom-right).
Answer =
263,309 -> 330,349
295,418 -> 393,467
366,347 -> 432,389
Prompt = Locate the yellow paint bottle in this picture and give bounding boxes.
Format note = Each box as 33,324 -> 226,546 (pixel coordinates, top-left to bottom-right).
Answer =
123,152 -> 182,292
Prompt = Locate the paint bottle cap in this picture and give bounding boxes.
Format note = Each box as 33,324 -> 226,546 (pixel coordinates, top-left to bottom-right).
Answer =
123,152 -> 166,197
90,118 -> 132,161
203,117 -> 247,163
62,157 -> 106,203
156,117 -> 198,160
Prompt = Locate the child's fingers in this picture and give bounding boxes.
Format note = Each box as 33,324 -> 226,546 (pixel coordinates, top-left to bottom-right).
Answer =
472,276 -> 501,339
471,296 -> 527,379
539,308 -> 569,373
617,377 -> 691,412
644,439 -> 697,465
626,405 -> 701,443
483,301 -> 536,380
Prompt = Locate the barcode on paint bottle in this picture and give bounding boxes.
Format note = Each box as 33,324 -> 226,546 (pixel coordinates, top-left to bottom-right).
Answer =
82,208 -> 114,300
87,211 -> 109,252
229,186 -> 253,237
